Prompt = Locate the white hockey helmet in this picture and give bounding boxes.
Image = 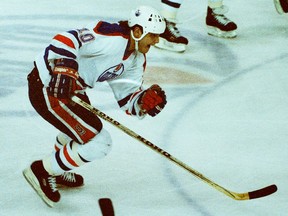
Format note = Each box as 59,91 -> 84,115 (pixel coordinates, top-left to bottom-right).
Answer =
128,5 -> 165,41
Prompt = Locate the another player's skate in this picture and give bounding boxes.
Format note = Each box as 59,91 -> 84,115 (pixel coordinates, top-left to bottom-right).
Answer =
155,20 -> 188,52
56,172 -> 84,188
274,0 -> 288,14
23,160 -> 60,207
206,5 -> 237,38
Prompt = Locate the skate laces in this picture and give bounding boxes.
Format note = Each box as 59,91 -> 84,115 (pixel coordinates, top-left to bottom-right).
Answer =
61,172 -> 76,183
166,21 -> 182,38
48,176 -> 58,192
211,5 -> 231,26
214,14 -> 231,26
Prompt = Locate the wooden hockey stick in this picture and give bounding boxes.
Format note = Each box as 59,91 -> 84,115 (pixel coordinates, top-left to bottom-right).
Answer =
71,96 -> 277,200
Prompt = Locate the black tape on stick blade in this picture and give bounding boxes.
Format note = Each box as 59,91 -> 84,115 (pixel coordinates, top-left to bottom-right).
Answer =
99,198 -> 115,216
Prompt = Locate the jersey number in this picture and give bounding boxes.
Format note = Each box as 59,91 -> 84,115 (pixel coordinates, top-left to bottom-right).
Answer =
77,28 -> 95,43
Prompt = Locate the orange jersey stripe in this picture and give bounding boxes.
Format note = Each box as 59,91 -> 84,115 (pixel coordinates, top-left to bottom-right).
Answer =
63,144 -> 79,167
54,34 -> 76,49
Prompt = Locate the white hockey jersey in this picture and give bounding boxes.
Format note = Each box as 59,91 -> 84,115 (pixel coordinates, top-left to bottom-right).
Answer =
35,20 -> 147,118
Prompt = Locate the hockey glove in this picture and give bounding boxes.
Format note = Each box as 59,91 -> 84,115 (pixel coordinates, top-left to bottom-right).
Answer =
47,58 -> 79,99
138,84 -> 167,117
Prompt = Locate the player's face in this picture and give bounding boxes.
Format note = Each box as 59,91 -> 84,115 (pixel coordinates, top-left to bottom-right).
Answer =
138,33 -> 160,54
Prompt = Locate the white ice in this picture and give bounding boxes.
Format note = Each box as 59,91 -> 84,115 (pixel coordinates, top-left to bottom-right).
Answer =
0,0 -> 288,215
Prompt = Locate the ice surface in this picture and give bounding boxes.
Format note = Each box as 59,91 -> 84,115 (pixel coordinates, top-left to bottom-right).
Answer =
1,0 -> 287,215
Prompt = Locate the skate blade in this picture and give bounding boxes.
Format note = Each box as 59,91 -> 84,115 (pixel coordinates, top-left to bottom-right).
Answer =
23,167 -> 55,208
207,26 -> 237,38
274,0 -> 285,14
155,38 -> 186,52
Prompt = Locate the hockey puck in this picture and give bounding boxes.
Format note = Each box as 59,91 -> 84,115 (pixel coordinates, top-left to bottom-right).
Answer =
98,198 -> 115,216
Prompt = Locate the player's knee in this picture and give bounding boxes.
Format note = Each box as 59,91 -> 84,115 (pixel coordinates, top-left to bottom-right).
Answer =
78,120 -> 103,144
77,128 -> 112,161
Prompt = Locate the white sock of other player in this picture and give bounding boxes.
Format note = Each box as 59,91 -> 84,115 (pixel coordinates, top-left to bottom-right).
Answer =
208,0 -> 223,9
43,129 -> 112,175
161,0 -> 184,22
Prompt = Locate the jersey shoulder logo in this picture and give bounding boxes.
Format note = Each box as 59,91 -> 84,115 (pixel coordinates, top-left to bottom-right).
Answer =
97,63 -> 124,82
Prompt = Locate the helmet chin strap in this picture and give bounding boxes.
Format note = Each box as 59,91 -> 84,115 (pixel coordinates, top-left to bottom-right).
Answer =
130,30 -> 146,51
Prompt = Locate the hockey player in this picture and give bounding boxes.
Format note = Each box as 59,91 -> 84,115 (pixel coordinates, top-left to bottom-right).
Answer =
274,0 -> 288,14
155,0 -> 237,52
23,5 -> 167,207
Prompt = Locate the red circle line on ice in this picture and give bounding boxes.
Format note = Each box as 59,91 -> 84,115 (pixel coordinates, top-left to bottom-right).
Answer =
145,66 -> 213,85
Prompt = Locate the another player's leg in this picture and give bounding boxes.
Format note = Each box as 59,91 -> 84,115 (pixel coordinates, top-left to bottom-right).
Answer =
155,0 -> 188,52
274,0 -> 288,14
206,0 -> 237,38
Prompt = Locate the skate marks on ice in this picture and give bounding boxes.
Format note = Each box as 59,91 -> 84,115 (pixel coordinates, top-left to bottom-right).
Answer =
3,12 -> 285,215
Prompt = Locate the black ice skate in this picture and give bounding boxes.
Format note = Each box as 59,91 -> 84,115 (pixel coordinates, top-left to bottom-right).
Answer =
274,0 -> 288,14
155,19 -> 188,52
23,160 -> 60,207
56,172 -> 84,188
206,6 -> 237,38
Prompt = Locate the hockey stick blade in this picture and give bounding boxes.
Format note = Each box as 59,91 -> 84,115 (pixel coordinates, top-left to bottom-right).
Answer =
72,96 -> 277,201
223,184 -> 277,200
99,198 -> 115,216
248,184 -> 277,200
